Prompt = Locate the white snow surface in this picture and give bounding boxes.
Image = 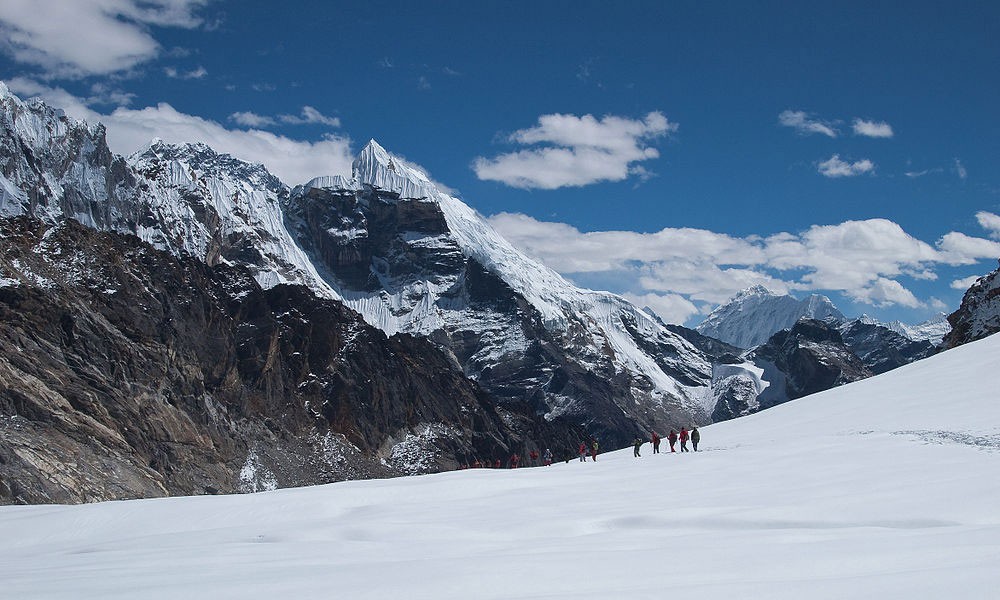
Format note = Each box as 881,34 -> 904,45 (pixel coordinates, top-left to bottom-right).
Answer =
3,333 -> 999,599
697,284 -> 846,349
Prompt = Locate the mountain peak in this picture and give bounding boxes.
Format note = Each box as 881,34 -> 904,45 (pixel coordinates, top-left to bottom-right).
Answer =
734,284 -> 777,300
352,139 -> 436,200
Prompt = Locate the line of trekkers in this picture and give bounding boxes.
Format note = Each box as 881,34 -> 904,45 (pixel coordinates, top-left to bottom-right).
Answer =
635,427 -> 700,457
459,426 -> 701,469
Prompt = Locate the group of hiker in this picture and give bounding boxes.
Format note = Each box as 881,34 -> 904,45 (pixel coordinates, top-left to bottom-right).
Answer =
635,427 -> 700,457
462,448 -> 554,470
460,426 -> 702,469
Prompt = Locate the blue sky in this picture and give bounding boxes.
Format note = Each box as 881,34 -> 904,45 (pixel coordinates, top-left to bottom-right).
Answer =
1,1 -> 998,326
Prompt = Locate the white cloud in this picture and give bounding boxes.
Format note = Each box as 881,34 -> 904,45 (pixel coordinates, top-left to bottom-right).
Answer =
850,277 -> 922,308
228,106 -> 341,129
8,79 -> 354,187
951,275 -> 981,290
936,232 -> 1000,265
0,0 -> 209,77
473,112 -> 676,189
778,110 -> 838,138
229,111 -> 276,128
489,211 -> 1000,320
164,65 -> 208,79
623,293 -> 702,325
280,106 -> 340,127
852,118 -> 894,138
817,154 -> 875,178
976,211 -> 1000,240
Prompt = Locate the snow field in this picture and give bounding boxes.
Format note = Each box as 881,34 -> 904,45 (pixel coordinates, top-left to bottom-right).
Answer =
2,335 -> 1000,599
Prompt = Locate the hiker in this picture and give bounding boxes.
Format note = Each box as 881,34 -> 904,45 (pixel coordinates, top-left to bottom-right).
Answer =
633,437 -> 643,457
510,453 -> 520,469
529,449 -> 539,466
652,431 -> 661,454
591,440 -> 599,461
579,442 -> 588,462
494,458 -> 501,469
679,427 -> 690,452
667,430 -> 678,452
543,448 -> 553,466
691,427 -> 700,451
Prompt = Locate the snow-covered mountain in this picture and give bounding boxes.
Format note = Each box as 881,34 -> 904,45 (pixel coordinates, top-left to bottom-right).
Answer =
0,82 -> 334,298
696,285 -> 845,349
882,312 -> 950,344
283,140 -> 719,442
4,332 -> 998,598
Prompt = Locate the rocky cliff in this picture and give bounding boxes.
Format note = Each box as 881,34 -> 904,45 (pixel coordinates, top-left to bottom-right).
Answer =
0,217 -> 579,504
943,264 -> 1000,348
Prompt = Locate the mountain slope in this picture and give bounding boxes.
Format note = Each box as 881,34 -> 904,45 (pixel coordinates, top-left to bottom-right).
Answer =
696,285 -> 845,349
283,140 -> 718,444
0,217 -> 565,504
2,329 -> 997,599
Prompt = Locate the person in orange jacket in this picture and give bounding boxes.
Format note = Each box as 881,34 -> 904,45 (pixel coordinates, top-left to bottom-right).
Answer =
667,430 -> 678,452
679,427 -> 690,452
578,442 -> 588,462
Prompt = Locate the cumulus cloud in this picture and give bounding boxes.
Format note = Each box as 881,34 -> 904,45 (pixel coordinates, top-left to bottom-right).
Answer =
624,293 -> 702,326
472,112 -> 676,189
936,232 -> 1000,265
976,211 -> 1000,240
852,118 -> 894,138
489,211 -> 1000,321
8,79 -> 353,186
951,275 -> 981,290
817,154 -> 875,178
778,110 -> 839,137
0,0 -> 209,78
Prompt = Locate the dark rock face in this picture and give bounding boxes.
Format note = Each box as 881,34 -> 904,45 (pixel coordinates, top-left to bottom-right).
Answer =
752,319 -> 872,407
0,218 -> 578,504
839,321 -> 937,374
943,264 -> 1000,348
710,372 -> 761,422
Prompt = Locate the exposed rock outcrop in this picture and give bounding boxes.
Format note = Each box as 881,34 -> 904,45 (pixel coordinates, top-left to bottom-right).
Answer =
751,319 -> 872,409
943,264 -> 1000,348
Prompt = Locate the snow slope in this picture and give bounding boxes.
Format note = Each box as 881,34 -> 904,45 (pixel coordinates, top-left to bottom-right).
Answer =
3,333 -> 998,599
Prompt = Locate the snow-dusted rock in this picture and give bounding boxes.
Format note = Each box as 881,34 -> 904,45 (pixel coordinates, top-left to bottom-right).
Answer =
696,285 -> 845,349
944,263 -> 1000,347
